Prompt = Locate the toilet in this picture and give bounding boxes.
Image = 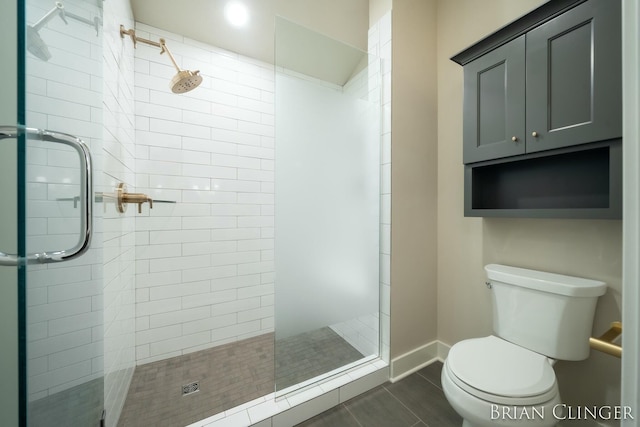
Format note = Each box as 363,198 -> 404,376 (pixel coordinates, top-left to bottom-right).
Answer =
441,264 -> 607,427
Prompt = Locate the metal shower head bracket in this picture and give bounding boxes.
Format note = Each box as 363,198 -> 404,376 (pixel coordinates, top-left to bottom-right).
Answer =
119,25 -> 203,94
120,25 -> 161,50
28,1 -> 101,61
119,26 -> 178,70
33,2 -> 101,35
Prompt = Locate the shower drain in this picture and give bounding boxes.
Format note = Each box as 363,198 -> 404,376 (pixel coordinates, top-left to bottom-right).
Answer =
182,382 -> 200,396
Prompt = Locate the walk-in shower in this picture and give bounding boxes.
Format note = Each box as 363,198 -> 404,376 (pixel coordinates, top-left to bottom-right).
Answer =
5,0 -> 387,425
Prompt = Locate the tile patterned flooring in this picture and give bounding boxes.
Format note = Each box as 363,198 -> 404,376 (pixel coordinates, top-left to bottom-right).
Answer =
28,377 -> 103,427
275,327 -> 365,390
118,333 -> 275,427
294,362 -> 462,427
118,328 -> 365,426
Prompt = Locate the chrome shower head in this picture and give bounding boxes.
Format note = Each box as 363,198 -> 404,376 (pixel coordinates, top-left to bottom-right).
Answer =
170,70 -> 203,94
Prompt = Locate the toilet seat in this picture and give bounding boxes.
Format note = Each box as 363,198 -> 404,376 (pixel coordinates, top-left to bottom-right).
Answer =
446,336 -> 558,405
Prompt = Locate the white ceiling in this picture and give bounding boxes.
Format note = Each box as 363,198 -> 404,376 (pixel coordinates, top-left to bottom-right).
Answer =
129,0 -> 370,84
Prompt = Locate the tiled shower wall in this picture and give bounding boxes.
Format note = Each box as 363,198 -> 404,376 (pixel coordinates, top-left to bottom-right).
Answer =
132,23 -> 276,365
24,0 -> 137,424
370,11 -> 392,364
102,0 -> 137,424
25,0 -> 104,403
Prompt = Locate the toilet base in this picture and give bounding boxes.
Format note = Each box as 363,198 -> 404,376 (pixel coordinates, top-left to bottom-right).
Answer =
442,360 -> 560,427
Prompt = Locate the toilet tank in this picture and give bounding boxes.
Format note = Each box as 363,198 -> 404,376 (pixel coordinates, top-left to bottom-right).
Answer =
485,264 -> 607,361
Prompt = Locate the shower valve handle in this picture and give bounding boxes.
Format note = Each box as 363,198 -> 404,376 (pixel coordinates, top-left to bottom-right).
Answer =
116,183 -> 154,214
126,196 -> 153,214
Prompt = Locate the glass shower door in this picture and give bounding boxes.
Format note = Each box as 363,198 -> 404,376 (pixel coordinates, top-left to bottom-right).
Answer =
274,18 -> 382,392
0,0 -> 105,425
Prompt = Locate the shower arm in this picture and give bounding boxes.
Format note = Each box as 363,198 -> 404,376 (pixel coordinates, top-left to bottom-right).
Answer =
120,26 -> 184,73
33,2 -> 100,35
62,10 -> 101,35
161,41 -> 184,73
32,2 -> 65,31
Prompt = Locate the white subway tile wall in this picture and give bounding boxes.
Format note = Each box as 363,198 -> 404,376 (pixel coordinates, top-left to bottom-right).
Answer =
369,12 -> 393,364
102,0 -> 137,425
25,0 -> 106,403
132,23 -> 276,364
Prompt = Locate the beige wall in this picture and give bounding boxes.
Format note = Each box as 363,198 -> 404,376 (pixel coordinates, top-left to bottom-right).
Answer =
390,0 -> 438,359
369,0 -> 391,27
436,0 -> 622,416
436,1 -> 548,344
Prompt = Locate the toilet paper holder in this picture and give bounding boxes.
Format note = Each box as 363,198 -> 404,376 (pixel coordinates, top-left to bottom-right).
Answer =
589,321 -> 622,358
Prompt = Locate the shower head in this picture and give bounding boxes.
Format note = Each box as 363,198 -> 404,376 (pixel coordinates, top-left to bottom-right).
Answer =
120,26 -> 204,94
27,2 -> 101,62
170,70 -> 203,94
161,40 -> 203,94
27,25 -> 52,61
26,2 -> 65,61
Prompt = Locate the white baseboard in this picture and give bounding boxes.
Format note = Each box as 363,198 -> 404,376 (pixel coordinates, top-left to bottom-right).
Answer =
437,340 -> 451,360
389,340 -> 451,382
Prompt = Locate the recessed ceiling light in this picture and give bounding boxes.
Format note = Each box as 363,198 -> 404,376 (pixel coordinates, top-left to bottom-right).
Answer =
224,1 -> 249,28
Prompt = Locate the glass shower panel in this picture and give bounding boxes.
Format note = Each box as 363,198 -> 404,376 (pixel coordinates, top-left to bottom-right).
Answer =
22,0 -> 104,425
275,18 -> 381,392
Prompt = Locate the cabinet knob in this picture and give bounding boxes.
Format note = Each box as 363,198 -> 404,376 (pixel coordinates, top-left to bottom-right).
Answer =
531,131 -> 539,137
511,136 -> 518,142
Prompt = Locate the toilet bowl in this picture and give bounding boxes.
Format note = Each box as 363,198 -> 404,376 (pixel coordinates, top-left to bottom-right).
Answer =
441,336 -> 561,427
440,264 -> 607,427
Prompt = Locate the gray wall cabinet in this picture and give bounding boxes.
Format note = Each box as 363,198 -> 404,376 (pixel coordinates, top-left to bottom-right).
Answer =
463,36 -> 525,164
462,0 -> 621,164
452,0 -> 622,218
526,0 -> 621,154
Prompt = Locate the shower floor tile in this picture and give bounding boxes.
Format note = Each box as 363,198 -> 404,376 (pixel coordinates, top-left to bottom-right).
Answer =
118,328 -> 365,426
117,333 -> 274,427
28,377 -> 103,427
275,327 -> 365,390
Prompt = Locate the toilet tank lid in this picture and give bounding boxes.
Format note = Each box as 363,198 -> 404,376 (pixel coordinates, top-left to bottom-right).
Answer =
485,264 -> 606,297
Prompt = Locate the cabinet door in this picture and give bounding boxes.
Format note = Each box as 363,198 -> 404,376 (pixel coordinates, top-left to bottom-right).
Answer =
525,0 -> 621,153
463,36 -> 525,164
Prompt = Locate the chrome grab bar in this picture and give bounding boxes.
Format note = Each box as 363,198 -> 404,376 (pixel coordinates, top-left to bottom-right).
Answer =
0,126 -> 93,265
